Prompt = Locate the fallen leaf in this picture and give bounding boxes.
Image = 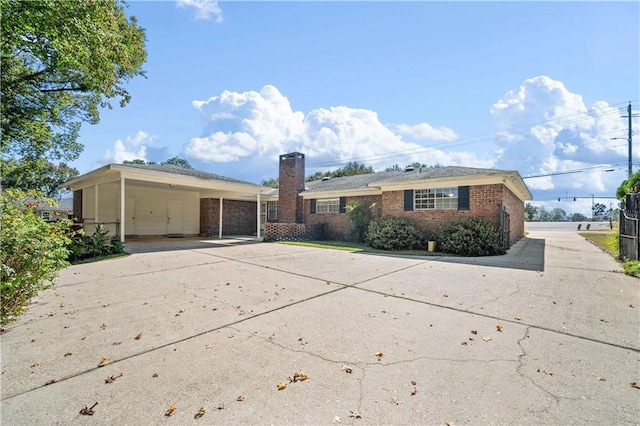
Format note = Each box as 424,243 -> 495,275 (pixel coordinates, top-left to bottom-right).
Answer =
514,317 -> 522,321
411,386 -> 418,396
165,404 -> 176,416
470,330 -> 478,335
277,381 -> 287,390
104,372 -> 123,384
30,363 -> 39,368
631,382 -> 640,390
552,301 -> 556,305
100,323 -> 107,330
98,358 -> 110,367
349,410 -> 362,419
45,379 -> 57,385
194,407 -> 205,419
596,377 -> 606,381
102,304 -> 110,308
134,333 -> 143,340
496,325 -> 503,332
390,397 -> 400,405
236,395 -> 245,402
112,341 -> 122,346
342,364 -> 353,374
537,368 -> 554,376
217,403 -> 225,410
333,416 -> 342,423
600,317 -> 608,322
374,351 -> 385,360
461,341 -> 468,346
411,380 -> 417,385
228,334 -> 235,339
443,294 -> 449,298
205,344 -> 214,349
64,352 -> 72,357
288,372 -> 309,382
152,373 -> 158,378
482,336 -> 492,342
79,402 -> 98,416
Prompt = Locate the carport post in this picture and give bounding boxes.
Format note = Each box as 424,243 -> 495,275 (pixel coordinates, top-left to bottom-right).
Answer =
120,177 -> 125,243
256,192 -> 261,241
218,196 -> 223,239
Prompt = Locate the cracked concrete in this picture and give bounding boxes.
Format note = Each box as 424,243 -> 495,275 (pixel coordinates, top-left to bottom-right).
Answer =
1,225 -> 639,425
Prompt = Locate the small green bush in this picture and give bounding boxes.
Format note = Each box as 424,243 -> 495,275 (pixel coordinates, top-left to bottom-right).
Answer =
623,261 -> 640,278
1,190 -> 72,324
345,200 -> 369,242
366,218 -> 423,250
439,219 -> 505,256
67,225 -> 125,262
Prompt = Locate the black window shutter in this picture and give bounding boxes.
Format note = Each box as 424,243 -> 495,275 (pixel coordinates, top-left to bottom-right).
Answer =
458,186 -> 470,210
339,197 -> 347,213
310,199 -> 316,214
404,190 -> 414,211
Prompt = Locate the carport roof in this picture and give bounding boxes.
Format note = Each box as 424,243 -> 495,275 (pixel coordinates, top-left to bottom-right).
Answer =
62,163 -> 267,194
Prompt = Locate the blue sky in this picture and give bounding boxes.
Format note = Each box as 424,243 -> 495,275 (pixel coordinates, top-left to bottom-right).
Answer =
74,1 -> 639,215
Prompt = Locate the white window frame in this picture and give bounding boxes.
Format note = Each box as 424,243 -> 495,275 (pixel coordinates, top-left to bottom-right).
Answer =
414,187 -> 458,210
267,201 -> 278,220
316,198 -> 340,214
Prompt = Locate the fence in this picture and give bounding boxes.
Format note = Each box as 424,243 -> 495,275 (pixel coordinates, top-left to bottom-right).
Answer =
500,204 -> 511,249
619,194 -> 640,260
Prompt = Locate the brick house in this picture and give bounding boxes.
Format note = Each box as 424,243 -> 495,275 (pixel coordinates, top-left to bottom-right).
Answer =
64,152 -> 531,247
264,152 -> 532,247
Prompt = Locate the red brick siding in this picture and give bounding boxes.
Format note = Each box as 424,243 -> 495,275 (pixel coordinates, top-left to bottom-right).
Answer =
303,195 -> 382,240
502,186 -> 525,245
264,223 -> 324,241
381,184 -> 503,229
200,198 -> 257,236
278,153 -> 305,223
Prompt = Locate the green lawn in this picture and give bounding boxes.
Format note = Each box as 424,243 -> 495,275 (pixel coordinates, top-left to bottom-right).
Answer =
578,231 -> 619,257
275,240 -> 443,256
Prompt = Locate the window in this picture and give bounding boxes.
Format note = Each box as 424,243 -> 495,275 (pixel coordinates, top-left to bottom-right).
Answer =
41,211 -> 51,221
414,187 -> 458,210
267,201 -> 278,220
316,198 -> 340,213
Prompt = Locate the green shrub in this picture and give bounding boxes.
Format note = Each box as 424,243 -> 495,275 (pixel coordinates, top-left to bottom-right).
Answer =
67,225 -> 125,262
623,261 -> 640,278
366,218 -> 423,250
439,219 -> 505,256
345,200 -> 368,242
1,190 -> 71,324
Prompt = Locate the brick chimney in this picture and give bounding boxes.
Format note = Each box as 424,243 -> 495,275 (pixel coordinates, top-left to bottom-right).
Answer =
278,152 -> 305,223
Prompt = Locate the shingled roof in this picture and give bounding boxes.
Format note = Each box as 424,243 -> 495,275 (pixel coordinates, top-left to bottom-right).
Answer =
115,163 -> 262,186
303,166 -> 510,192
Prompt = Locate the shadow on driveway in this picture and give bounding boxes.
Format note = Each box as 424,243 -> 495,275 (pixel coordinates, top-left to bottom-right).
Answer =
124,236 -> 259,254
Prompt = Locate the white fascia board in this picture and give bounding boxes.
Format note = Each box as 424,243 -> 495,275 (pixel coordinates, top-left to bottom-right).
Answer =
299,187 -> 381,199
115,168 -> 264,193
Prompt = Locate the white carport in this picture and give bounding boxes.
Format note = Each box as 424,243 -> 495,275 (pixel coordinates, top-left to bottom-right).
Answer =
62,164 -> 268,243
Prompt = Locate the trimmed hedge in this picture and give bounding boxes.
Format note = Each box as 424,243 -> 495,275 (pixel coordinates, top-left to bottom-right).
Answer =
439,219 -> 505,256
366,218 -> 423,250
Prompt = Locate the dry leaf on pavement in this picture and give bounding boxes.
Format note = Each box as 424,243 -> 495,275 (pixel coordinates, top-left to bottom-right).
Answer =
134,333 -> 143,340
194,407 -> 205,419
79,402 -> 98,416
342,364 -> 353,374
98,358 -> 110,367
277,381 -> 287,390
375,351 -> 385,360
237,396 -> 245,402
496,325 -> 503,332
165,404 -> 176,417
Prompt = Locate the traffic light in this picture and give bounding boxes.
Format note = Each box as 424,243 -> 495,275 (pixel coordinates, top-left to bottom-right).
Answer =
573,197 -> 576,201
557,197 -> 561,202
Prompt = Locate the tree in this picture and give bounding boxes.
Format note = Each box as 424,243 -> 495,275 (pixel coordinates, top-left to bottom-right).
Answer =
306,161 -> 374,182
123,159 -> 153,165
593,203 -> 606,218
537,206 -> 550,222
548,208 -> 567,222
261,178 -> 279,188
524,203 -> 538,221
1,0 -> 147,196
568,213 -> 587,222
616,170 -> 640,199
162,157 -> 192,169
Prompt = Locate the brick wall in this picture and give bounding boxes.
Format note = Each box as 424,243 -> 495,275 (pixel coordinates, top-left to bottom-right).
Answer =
200,198 -> 257,236
381,184 -> 504,230
264,222 -> 324,241
73,190 -> 83,220
502,186 -> 525,245
303,195 -> 382,240
278,153 -> 305,223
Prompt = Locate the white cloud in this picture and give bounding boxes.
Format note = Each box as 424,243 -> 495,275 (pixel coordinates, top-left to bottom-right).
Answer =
491,75 -> 634,196
176,0 -> 223,23
102,131 -> 159,164
394,123 -> 457,142
184,85 -> 483,174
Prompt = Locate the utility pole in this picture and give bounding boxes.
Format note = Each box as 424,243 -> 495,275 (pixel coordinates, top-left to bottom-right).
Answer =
621,102 -> 639,177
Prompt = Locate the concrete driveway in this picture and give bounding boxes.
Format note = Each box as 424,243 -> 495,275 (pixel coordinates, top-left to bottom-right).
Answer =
1,228 -> 638,425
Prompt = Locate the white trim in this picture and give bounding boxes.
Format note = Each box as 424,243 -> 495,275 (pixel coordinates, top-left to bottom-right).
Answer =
120,177 -> 125,243
300,187 -> 380,199
219,196 -> 223,239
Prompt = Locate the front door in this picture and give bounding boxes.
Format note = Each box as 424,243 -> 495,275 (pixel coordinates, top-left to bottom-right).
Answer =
125,197 -> 135,236
167,200 -> 183,235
